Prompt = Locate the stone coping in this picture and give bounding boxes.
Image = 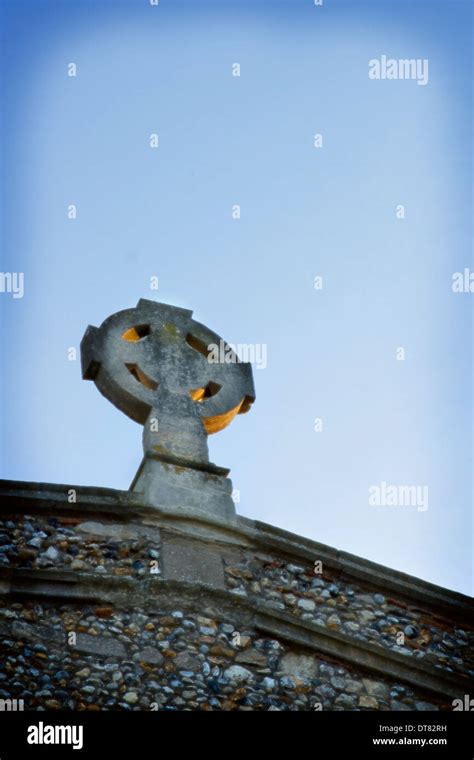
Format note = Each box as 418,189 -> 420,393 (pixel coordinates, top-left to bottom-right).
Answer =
1,478 -> 472,627
0,568 -> 470,703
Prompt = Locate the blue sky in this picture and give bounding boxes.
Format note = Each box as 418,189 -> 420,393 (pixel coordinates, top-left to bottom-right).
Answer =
0,0 -> 472,595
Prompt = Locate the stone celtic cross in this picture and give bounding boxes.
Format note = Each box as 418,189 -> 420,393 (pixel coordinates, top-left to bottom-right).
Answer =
80,300 -> 255,519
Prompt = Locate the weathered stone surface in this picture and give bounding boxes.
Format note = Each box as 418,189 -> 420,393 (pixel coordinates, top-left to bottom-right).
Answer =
223,665 -> 254,686
335,694 -> 357,709
11,621 -> 63,646
362,679 -> 390,699
210,643 -> 236,658
345,679 -> 363,694
75,633 -> 126,658
390,699 -> 412,711
358,695 -> 380,709
76,522 -> 148,540
280,653 -> 318,680
174,652 -> 201,672
161,539 -> 225,588
136,647 -> 164,666
298,599 -> 316,612
235,649 -> 267,667
133,458 -> 236,521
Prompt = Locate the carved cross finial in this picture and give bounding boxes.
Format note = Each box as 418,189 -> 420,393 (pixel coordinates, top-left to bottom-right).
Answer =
80,300 -> 255,471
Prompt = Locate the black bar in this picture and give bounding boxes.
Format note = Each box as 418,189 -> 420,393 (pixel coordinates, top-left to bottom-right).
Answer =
0,710 -> 472,758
